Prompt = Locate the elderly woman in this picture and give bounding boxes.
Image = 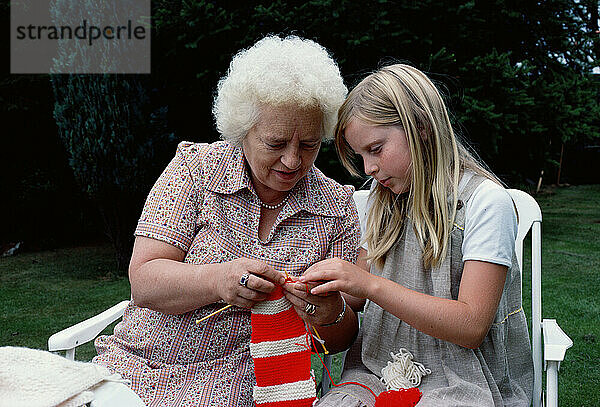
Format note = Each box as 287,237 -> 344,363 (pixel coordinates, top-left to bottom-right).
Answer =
93,36 -> 361,406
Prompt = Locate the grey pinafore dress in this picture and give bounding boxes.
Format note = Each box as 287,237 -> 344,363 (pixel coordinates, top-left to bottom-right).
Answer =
318,175 -> 533,406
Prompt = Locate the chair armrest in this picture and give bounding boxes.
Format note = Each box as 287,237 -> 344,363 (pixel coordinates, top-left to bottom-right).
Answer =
48,300 -> 130,352
542,319 -> 572,407
542,318 -> 573,363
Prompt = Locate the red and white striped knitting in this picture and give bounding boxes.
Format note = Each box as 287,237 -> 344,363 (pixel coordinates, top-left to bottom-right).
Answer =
250,285 -> 316,407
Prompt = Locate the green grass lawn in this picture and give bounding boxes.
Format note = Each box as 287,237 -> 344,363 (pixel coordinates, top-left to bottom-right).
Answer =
1,185 -> 599,405
0,245 -> 130,361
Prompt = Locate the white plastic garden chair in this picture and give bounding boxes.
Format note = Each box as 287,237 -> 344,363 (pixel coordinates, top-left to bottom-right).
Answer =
48,189 -> 572,407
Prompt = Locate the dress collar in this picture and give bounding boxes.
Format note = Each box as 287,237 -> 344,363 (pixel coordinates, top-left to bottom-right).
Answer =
202,141 -> 346,218
203,142 -> 251,195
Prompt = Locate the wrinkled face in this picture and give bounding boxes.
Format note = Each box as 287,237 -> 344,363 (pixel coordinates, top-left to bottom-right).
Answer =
243,105 -> 322,201
344,118 -> 412,194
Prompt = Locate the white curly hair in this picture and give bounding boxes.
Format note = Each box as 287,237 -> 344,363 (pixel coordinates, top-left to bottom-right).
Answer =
212,35 -> 347,145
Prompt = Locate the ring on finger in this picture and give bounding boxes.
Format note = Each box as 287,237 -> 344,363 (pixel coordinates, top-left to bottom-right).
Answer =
304,302 -> 317,315
239,273 -> 250,288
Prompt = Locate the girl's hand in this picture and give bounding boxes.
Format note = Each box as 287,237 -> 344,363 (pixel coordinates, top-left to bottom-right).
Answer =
281,280 -> 344,326
299,258 -> 375,299
218,258 -> 285,308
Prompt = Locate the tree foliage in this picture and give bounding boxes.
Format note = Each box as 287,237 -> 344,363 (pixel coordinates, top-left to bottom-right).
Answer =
51,74 -> 174,270
47,0 -> 175,270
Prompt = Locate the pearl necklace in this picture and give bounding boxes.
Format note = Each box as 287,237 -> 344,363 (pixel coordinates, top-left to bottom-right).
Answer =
259,193 -> 290,210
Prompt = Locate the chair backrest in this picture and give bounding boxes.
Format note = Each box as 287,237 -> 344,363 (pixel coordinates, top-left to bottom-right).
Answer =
353,189 -> 370,226
351,189 -> 543,407
506,189 -> 543,407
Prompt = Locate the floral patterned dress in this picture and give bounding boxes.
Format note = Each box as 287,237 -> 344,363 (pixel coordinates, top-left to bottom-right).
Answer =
94,141 -> 360,407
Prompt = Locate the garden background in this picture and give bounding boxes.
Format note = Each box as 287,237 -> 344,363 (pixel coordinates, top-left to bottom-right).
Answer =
1,1 -> 599,406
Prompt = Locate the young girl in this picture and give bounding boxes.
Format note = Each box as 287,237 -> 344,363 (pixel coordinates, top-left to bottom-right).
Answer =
300,64 -> 533,406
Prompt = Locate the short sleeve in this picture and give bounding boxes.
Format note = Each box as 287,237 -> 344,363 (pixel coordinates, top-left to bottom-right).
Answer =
326,190 -> 361,264
359,179 -> 377,250
135,143 -> 201,252
462,180 -> 517,267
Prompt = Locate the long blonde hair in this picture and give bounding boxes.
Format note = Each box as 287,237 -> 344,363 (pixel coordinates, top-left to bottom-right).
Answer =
335,64 -> 499,269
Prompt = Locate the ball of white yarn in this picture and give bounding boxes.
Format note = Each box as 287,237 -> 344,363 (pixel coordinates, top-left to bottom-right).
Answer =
380,348 -> 431,390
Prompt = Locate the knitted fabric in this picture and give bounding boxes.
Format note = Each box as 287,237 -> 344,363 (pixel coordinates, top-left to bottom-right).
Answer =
250,286 -> 316,407
0,346 -> 114,407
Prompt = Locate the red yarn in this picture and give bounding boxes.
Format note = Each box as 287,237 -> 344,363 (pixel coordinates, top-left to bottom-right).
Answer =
374,388 -> 422,407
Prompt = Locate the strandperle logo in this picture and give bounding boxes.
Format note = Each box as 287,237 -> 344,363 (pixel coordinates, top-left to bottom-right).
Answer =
15,19 -> 147,47
10,0 -> 150,74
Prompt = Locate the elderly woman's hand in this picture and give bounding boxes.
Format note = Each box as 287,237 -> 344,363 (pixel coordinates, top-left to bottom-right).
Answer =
218,258 -> 285,308
282,280 -> 345,326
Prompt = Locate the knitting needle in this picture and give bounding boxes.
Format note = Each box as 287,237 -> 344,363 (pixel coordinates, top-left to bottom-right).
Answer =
195,272 -> 295,324
196,304 -> 233,324
311,325 -> 329,354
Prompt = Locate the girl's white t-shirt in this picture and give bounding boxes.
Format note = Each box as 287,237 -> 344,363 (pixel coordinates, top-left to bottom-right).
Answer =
361,173 -> 517,268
